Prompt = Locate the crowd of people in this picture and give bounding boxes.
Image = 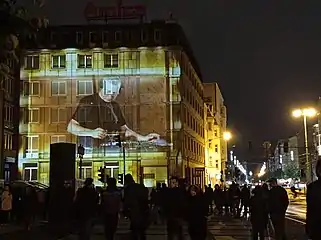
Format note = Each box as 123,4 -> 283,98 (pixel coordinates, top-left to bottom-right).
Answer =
1,160 -> 321,240
0,184 -> 47,229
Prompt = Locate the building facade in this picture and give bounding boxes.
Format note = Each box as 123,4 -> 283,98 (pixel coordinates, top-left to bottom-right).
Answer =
0,55 -> 19,183
203,83 -> 227,185
19,21 -> 205,187
270,136 -> 300,179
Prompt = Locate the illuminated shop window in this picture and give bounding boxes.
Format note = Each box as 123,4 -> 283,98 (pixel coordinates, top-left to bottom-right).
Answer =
23,82 -> 40,96
78,55 -> 92,68
51,108 -> 66,123
51,135 -> 66,144
52,55 -> 66,68
51,81 -> 66,96
104,54 -> 119,68
25,55 -> 39,70
77,80 -> 93,95
25,108 -> 39,123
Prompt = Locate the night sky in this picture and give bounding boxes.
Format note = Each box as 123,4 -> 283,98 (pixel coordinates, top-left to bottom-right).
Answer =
27,0 -> 321,154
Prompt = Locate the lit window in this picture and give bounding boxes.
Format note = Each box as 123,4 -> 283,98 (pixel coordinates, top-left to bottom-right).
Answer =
24,82 -> 40,96
4,133 -> 13,150
25,55 -> 39,70
77,81 -> 93,95
78,55 -> 92,68
104,54 -> 119,68
51,135 -> 66,144
51,108 -> 67,123
51,81 -> 66,96
52,55 -> 66,68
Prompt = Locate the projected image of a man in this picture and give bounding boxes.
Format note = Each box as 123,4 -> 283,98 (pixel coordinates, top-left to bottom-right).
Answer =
67,77 -> 159,147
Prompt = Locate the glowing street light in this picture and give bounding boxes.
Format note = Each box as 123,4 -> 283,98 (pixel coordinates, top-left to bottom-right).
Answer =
292,107 -> 317,182
223,131 -> 232,141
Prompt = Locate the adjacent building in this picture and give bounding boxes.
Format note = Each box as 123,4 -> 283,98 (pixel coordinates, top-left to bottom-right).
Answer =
19,20 -> 206,187
0,55 -> 19,183
203,83 -> 227,185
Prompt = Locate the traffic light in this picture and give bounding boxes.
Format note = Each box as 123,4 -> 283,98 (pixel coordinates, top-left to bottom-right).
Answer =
115,134 -> 122,147
98,167 -> 106,183
118,173 -> 124,185
283,141 -> 289,153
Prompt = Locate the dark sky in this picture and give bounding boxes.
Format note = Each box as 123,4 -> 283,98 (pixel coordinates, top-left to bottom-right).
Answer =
28,0 -> 321,151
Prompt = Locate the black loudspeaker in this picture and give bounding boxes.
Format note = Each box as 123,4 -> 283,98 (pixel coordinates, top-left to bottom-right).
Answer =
49,143 -> 76,224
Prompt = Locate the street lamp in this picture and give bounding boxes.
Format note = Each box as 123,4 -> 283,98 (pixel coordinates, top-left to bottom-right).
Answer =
223,131 -> 232,141
292,107 -> 317,182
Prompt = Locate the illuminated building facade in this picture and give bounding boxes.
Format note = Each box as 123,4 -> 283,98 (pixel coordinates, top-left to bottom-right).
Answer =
203,83 -> 227,185
0,56 -> 19,183
19,21 -> 205,187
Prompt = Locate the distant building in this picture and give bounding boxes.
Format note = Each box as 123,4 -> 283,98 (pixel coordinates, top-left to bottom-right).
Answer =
19,21 -> 206,187
270,136 -> 300,179
203,83 -> 227,185
0,55 -> 19,183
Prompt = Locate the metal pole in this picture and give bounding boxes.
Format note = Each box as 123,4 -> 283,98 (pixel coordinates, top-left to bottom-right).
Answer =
79,156 -> 83,179
123,146 -> 126,180
303,115 -> 310,182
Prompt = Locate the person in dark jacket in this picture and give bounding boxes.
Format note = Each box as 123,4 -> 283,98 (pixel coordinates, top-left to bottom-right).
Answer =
123,174 -> 149,240
186,185 -> 208,240
249,186 -> 269,240
267,178 -> 289,240
306,159 -> 321,240
240,184 -> 251,217
74,178 -> 99,240
101,177 -> 122,240
163,176 -> 185,240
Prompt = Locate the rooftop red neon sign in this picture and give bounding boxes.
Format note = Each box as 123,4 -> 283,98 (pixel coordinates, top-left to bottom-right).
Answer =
84,0 -> 146,20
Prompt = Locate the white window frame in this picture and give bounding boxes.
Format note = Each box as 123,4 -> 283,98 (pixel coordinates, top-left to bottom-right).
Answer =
4,133 -> 13,150
28,108 -> 40,123
104,54 -> 119,68
24,167 -> 38,181
51,135 -> 66,144
24,82 -> 40,96
77,80 -> 93,96
51,81 -> 67,96
50,108 -> 66,123
78,55 -> 92,68
26,135 -> 39,158
25,55 -> 40,69
52,55 -> 66,69
79,166 -> 92,179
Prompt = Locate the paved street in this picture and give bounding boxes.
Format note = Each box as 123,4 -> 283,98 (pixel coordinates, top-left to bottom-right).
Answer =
0,213 -> 307,240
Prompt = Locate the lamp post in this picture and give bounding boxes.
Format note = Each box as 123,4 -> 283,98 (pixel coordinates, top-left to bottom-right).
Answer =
292,108 -> 317,182
78,144 -> 85,179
